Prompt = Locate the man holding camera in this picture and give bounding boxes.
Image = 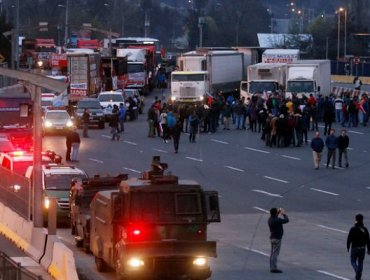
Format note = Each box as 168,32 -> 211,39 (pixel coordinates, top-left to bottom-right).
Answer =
268,207 -> 289,273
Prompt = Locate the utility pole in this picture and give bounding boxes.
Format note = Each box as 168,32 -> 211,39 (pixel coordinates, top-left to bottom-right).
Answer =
144,10 -> 150,37
12,0 -> 20,70
64,0 -> 69,46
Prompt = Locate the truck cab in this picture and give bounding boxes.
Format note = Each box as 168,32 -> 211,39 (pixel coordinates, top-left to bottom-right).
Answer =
170,71 -> 207,103
89,157 -> 221,280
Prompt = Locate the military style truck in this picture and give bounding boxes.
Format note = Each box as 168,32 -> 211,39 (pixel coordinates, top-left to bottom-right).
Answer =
74,157 -> 221,280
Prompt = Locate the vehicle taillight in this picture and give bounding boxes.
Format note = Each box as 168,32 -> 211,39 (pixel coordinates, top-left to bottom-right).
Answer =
126,225 -> 146,241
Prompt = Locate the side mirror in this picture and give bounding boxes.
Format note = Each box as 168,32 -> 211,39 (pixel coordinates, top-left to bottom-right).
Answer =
204,191 -> 221,223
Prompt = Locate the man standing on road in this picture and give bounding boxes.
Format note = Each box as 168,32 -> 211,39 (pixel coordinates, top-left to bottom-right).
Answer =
268,207 -> 289,273
338,129 -> 349,168
82,108 -> 90,138
347,214 -> 370,280
70,126 -> 81,162
311,131 -> 325,169
325,129 -> 338,169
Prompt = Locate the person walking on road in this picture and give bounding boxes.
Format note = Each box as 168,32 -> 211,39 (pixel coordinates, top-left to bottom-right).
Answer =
109,104 -> 120,141
172,120 -> 182,153
325,129 -> 338,169
338,129 -> 350,168
354,76 -> 363,91
310,131 -> 325,169
347,214 -> 370,280
118,103 -> 126,133
82,108 -> 90,138
70,126 -> 81,162
268,207 -> 289,273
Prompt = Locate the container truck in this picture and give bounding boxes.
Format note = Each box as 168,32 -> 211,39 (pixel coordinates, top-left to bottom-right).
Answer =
240,63 -> 287,99
285,60 -> 331,99
261,49 -> 300,64
171,50 -> 244,103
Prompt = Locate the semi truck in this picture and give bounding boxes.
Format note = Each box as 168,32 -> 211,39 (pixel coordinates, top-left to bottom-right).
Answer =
240,63 -> 287,99
73,157 -> 221,279
285,60 -> 331,99
171,49 -> 244,103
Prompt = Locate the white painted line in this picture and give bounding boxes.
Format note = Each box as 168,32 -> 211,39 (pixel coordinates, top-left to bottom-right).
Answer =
317,224 -> 347,234
122,167 -> 141,174
264,176 -> 289,184
88,158 -> 104,164
123,140 -> 137,145
152,148 -> 168,153
281,155 -> 301,160
347,147 -> 353,150
211,139 -> 229,145
224,165 -> 244,172
317,270 -> 350,280
252,189 -> 283,197
348,130 -> 364,135
253,206 -> 269,214
101,134 -> 111,139
244,147 -> 270,154
186,156 -> 203,162
250,249 -> 269,257
310,188 -> 339,196
366,187 -> 370,189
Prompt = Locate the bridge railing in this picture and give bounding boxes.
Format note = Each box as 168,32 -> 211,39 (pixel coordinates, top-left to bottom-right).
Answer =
0,251 -> 42,280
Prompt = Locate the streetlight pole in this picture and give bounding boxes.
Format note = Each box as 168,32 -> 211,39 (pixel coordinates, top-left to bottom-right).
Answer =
343,8 -> 347,58
337,9 -> 341,61
58,0 -> 69,46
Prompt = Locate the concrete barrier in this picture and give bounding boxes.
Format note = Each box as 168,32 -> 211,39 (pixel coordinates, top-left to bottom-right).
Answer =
26,227 -> 48,262
40,234 -> 59,269
47,241 -> 79,280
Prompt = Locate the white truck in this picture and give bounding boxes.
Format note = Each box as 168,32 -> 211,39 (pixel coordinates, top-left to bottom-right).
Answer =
285,60 -> 331,99
171,50 -> 244,103
261,49 -> 300,64
240,63 -> 287,99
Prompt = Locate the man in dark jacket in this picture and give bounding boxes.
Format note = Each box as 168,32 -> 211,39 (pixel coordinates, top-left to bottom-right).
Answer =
268,207 -> 289,273
347,214 -> 370,280
311,131 -> 324,169
338,129 -> 350,168
109,105 -> 120,141
66,127 -> 80,162
325,129 -> 338,169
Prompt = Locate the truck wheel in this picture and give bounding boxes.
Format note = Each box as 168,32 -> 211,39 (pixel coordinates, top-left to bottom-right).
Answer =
75,238 -> 83,248
95,257 -> 107,272
99,122 -> 105,129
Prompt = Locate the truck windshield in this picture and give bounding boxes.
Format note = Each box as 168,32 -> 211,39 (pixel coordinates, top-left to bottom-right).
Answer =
129,192 -> 203,223
78,101 -> 101,109
249,81 -> 277,94
98,94 -> 124,102
287,81 -> 314,93
127,64 -> 144,73
35,46 -> 56,53
44,174 -> 87,190
172,74 -> 205,82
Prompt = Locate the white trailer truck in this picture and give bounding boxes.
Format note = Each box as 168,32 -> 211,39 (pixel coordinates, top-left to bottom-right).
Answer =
285,60 -> 331,99
240,63 -> 287,99
171,50 -> 244,103
261,49 -> 300,63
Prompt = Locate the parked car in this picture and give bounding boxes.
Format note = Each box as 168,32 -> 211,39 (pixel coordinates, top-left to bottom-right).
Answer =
97,91 -> 124,121
74,98 -> 105,129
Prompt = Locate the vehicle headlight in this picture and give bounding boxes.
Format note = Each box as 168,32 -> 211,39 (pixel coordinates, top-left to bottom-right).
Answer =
37,60 -> 43,67
44,120 -> 53,127
200,96 -> 204,101
193,257 -> 208,267
127,257 -> 144,268
171,96 -> 176,101
44,197 -> 50,209
66,120 -> 73,127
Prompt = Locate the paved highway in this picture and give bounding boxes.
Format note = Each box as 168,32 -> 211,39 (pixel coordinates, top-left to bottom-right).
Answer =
43,89 -> 370,280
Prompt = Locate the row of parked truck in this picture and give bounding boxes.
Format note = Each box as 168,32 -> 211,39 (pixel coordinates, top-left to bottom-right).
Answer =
170,48 -> 332,103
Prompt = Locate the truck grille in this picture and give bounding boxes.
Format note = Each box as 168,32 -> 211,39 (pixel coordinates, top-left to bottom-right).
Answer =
180,87 -> 196,98
58,198 -> 70,210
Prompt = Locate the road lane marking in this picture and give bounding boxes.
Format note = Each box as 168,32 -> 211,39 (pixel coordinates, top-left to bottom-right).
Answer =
185,157 -> 203,162
152,148 -> 168,153
224,166 -> 244,172
250,249 -> 269,257
264,176 -> 289,184
310,188 -> 339,196
281,155 -> 301,160
244,147 -> 270,154
252,189 -> 283,197
101,134 -> 111,139
348,130 -> 364,135
347,147 -> 353,150
211,139 -> 229,145
253,206 -> 269,214
123,140 -> 137,145
122,167 -> 141,174
316,224 -> 347,234
88,158 -> 104,164
317,270 -> 350,280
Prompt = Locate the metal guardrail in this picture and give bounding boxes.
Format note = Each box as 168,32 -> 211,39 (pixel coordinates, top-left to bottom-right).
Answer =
0,251 -> 43,280
0,167 -> 31,220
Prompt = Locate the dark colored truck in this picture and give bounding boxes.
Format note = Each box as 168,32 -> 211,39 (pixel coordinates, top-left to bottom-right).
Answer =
88,157 -> 221,280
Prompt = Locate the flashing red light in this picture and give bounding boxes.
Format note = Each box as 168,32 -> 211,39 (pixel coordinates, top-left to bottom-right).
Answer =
132,229 -> 141,236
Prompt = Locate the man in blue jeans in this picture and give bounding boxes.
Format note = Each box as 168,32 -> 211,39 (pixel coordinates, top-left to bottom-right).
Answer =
347,214 -> 370,280
268,207 -> 289,273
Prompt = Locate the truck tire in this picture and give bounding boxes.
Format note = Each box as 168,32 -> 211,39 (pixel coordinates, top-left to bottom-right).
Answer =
95,256 -> 107,272
99,121 -> 105,129
75,238 -> 83,248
